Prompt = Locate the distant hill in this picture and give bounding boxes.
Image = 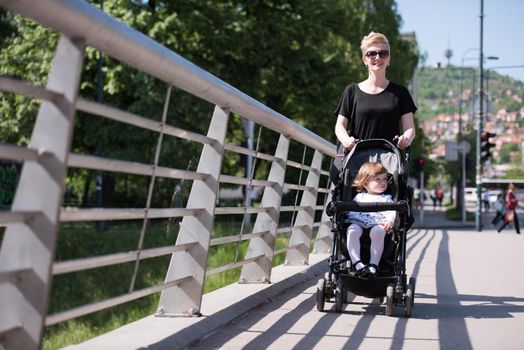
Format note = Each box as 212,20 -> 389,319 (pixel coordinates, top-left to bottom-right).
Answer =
411,66 -> 524,121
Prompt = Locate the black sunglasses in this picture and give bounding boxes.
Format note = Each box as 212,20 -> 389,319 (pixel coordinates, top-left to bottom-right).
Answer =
365,50 -> 390,59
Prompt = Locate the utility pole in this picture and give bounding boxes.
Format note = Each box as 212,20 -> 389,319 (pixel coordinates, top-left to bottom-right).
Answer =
476,0 -> 484,231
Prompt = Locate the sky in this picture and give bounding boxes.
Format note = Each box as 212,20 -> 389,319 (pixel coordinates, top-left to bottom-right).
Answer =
394,0 -> 524,83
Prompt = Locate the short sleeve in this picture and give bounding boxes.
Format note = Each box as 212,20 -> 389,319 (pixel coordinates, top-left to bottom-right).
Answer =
399,86 -> 417,116
333,84 -> 356,118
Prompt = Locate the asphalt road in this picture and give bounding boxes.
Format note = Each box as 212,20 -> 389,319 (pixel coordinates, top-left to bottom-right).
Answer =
188,227 -> 524,350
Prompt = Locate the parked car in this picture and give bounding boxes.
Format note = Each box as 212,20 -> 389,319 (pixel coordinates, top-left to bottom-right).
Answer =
465,187 -> 477,202
464,187 -> 502,205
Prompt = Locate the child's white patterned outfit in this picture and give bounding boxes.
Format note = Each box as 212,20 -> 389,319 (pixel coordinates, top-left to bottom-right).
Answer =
346,193 -> 396,228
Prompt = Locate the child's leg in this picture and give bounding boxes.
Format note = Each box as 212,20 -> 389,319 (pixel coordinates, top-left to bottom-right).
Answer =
346,224 -> 364,270
369,225 -> 387,273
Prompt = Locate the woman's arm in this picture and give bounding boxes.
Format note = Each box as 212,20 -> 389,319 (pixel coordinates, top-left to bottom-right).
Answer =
335,115 -> 357,150
396,112 -> 416,149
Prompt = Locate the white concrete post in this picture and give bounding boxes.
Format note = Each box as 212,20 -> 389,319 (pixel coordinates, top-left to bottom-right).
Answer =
0,35 -> 85,350
285,150 -> 323,265
157,106 -> 228,316
239,135 -> 290,283
313,188 -> 333,253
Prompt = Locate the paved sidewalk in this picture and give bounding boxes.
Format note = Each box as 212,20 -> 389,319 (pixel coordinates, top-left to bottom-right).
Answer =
411,207 -> 494,230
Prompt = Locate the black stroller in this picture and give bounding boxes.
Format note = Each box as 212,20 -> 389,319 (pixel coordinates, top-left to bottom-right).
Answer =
316,138 -> 416,317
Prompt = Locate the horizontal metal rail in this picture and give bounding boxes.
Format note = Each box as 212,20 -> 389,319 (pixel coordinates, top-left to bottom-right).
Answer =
76,98 -> 215,145
209,231 -> 267,246
279,206 -> 311,212
0,268 -> 32,284
45,275 -> 193,326
60,208 -> 203,222
52,243 -> 198,275
0,74 -> 62,102
0,211 -> 41,224
223,143 -> 280,163
219,174 -> 276,187
214,207 -> 270,215
286,160 -> 316,172
67,153 -> 207,181
0,144 -> 39,163
283,183 -> 318,192
205,254 -> 264,277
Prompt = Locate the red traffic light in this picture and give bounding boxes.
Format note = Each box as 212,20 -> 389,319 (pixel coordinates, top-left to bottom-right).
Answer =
481,132 -> 496,162
481,132 -> 496,141
418,158 -> 425,165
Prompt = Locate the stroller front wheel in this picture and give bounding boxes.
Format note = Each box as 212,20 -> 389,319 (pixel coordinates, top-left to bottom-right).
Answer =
316,278 -> 326,312
335,278 -> 344,313
404,280 -> 415,317
385,283 -> 394,316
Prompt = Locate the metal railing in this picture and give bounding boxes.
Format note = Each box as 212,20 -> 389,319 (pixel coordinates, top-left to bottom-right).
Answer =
0,0 -> 336,348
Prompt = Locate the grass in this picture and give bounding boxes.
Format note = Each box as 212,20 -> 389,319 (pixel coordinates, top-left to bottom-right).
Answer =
39,220 -> 294,350
445,204 -> 475,221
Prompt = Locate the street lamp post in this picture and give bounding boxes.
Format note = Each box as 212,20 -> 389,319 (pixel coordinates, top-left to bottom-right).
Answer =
459,48 -> 479,134
458,52 -> 497,224
476,0 -> 485,231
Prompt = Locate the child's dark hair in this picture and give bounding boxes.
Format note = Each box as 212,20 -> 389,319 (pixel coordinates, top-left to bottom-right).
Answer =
353,162 -> 388,193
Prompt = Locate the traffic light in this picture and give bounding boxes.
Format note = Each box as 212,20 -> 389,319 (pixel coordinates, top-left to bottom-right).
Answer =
480,132 -> 496,163
414,156 -> 425,173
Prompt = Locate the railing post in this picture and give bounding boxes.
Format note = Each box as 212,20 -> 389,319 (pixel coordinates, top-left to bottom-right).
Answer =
0,35 -> 84,350
285,150 -> 323,265
313,188 -> 333,253
239,134 -> 290,283
157,105 -> 228,317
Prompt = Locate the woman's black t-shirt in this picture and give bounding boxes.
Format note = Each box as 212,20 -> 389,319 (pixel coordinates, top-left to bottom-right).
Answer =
333,82 -> 417,142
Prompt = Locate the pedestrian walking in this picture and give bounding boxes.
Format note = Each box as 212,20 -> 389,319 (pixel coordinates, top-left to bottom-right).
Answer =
430,189 -> 437,210
483,191 -> 490,212
491,193 -> 505,226
497,183 -> 520,234
413,188 -> 420,209
436,186 -> 443,207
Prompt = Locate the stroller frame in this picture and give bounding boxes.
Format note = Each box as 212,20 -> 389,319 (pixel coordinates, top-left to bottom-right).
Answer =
316,139 -> 416,317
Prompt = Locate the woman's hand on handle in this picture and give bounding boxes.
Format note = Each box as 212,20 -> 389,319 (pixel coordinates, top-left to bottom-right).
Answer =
394,134 -> 411,149
342,136 -> 358,150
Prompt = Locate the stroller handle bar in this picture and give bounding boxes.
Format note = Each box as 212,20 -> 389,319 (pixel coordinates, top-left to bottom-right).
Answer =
326,200 -> 409,216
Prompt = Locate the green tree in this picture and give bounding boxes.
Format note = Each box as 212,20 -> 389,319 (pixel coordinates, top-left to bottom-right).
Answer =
0,0 -> 420,207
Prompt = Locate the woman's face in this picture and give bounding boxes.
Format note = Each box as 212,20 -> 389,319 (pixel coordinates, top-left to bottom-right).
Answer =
362,43 -> 390,73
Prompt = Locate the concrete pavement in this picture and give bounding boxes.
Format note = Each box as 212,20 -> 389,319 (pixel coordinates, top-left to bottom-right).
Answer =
189,227 -> 524,350
411,206 -> 514,231
65,208 -> 524,349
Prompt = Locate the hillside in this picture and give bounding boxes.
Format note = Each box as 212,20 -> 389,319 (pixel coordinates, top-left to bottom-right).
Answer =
412,66 -> 524,121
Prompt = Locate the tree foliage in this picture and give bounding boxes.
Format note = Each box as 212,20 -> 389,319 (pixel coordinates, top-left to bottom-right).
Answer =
0,0 -> 419,206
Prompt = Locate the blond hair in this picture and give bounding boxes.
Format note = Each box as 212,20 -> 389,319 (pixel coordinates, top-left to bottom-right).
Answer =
360,31 -> 390,56
353,162 -> 388,193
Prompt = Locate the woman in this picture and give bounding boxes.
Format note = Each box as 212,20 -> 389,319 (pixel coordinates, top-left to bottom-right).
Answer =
334,32 -> 417,277
334,31 -> 416,150
497,183 -> 520,234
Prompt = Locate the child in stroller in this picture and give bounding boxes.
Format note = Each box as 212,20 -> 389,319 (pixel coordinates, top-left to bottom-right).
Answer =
317,138 -> 416,317
347,162 -> 396,279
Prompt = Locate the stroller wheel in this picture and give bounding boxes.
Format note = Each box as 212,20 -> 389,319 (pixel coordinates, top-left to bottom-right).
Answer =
385,283 -> 394,317
316,278 -> 326,312
405,282 -> 415,317
335,278 -> 344,313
